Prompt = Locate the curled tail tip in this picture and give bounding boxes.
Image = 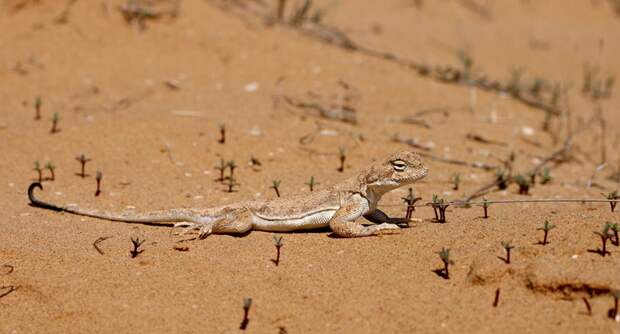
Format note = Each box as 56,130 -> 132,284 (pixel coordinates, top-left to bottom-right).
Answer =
28,182 -> 43,203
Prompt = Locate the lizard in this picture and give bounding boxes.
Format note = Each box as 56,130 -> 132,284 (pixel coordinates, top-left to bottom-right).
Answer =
27,150 -> 428,238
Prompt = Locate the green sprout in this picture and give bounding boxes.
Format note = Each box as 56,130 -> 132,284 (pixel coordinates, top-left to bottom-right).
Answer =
481,198 -> 490,219
75,154 -> 91,178
500,241 -> 515,264
218,123 -> 226,144
436,247 -> 454,279
240,298 -> 252,330
337,147 -> 346,172
34,96 -> 42,120
602,191 -> 618,212
272,235 -> 284,266
44,162 -> 55,181
130,237 -> 145,258
514,174 -> 531,195
33,161 -> 42,183
270,180 -> 282,197
50,112 -> 61,133
537,220 -> 556,245
305,176 -> 318,192
451,173 -> 461,191
95,170 -> 102,197
215,159 -> 226,183
540,167 -> 552,185
594,224 -> 612,257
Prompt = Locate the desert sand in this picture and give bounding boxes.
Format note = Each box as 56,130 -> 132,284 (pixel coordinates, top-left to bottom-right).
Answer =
1,0 -> 619,333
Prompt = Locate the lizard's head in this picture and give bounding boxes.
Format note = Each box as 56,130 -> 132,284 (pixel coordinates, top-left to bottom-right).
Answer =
360,151 -> 428,194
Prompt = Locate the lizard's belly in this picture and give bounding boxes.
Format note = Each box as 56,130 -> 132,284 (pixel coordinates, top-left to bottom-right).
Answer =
251,209 -> 337,232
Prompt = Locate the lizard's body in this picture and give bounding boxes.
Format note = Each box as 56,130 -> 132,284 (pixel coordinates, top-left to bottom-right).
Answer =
28,151 -> 428,238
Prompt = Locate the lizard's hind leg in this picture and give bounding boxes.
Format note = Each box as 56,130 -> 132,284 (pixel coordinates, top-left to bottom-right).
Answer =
173,217 -> 220,239
211,209 -> 253,235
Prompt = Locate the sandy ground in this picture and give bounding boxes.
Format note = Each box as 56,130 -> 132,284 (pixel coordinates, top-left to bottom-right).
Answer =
1,0 -> 620,333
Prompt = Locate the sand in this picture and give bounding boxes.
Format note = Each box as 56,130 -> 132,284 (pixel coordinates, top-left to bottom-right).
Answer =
1,0 -> 619,333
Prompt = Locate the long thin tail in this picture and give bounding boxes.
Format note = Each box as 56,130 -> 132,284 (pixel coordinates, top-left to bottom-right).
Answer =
28,182 -> 201,226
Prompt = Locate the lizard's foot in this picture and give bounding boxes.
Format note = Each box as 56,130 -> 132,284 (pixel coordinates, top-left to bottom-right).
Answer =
173,221 -> 215,239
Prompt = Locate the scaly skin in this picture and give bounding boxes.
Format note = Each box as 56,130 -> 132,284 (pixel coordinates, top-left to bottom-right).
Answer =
28,150 -> 428,238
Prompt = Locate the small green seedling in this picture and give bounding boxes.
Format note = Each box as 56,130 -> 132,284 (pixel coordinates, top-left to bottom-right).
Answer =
401,188 -> 422,220
436,247 -> 454,279
271,180 -> 282,197
537,220 -> 555,245
130,237 -> 145,258
501,241 -> 515,264
305,176 -> 318,191
44,162 -> 56,181
240,298 -> 252,330
610,290 -> 620,320
272,235 -> 283,266
337,147 -> 346,173
495,169 -> 509,190
50,112 -> 60,133
594,224 -> 612,257
481,198 -> 490,218
515,174 -> 530,195
33,161 -> 43,182
95,170 -> 102,197
540,167 -> 552,185
602,191 -> 619,212
430,196 -> 449,223
608,222 -> 619,246
224,176 -> 239,193
75,154 -> 91,178
34,96 -> 42,120
227,160 -> 237,179
218,123 -> 226,144
451,173 -> 461,191
215,159 -> 226,182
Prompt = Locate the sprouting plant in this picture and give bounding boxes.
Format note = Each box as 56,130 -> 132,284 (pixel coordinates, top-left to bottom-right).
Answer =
218,123 -> 226,144
608,222 -> 619,246
540,167 -> 552,185
215,159 -> 226,182
33,161 -> 42,182
500,241 -> 515,264
514,174 -> 530,195
337,147 -> 346,173
402,188 -> 422,220
495,169 -> 509,190
44,162 -> 56,181
270,180 -> 281,197
95,170 -> 102,197
75,154 -> 91,178
481,198 -> 490,219
456,49 -> 473,81
240,297 -> 252,330
602,191 -> 619,212
594,224 -> 612,257
529,78 -> 545,98
508,67 -> 524,97
429,196 -> 449,223
305,176 -> 318,191
224,176 -> 239,193
34,96 -> 42,120
436,247 -> 454,279
451,173 -> 461,191
537,220 -> 555,245
610,290 -> 620,320
272,235 -> 283,266
130,237 -> 145,258
227,160 -> 237,179
50,112 -> 60,133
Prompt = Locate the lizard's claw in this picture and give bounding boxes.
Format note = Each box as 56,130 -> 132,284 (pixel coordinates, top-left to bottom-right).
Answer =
173,221 -> 214,239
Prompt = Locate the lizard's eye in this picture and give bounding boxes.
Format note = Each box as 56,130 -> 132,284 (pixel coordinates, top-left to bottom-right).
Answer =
391,160 -> 407,172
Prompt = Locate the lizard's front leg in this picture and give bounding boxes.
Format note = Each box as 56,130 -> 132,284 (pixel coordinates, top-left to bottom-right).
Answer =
329,195 -> 400,238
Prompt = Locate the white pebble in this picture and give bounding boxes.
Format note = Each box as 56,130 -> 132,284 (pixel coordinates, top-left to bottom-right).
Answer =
244,82 -> 259,92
